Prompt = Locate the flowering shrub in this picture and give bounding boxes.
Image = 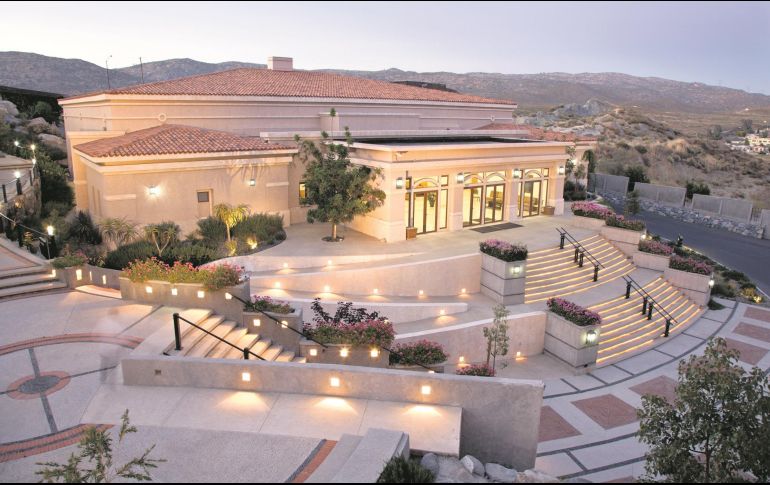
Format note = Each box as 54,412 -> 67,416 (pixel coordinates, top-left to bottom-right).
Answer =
51,251 -> 88,269
303,319 -> 395,348
639,239 -> 673,257
547,298 -> 601,327
669,255 -> 713,276
455,363 -> 496,377
245,295 -> 294,314
605,214 -> 646,231
389,340 -> 448,366
123,258 -> 243,291
479,239 -> 528,262
571,201 -> 614,220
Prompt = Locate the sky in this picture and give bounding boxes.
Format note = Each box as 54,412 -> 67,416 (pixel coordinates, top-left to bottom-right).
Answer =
3,1 -> 770,94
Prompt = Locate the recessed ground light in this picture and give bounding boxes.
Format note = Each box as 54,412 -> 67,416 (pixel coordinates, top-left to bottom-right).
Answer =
340,348 -> 349,358
171,287 -> 178,296
274,282 -> 281,288
253,318 -> 261,327
330,377 -> 340,387
309,348 -> 318,357
145,286 -> 153,294
421,385 -> 432,396
197,290 -> 205,299
241,372 -> 251,382
324,285 -> 331,293
283,262 -> 289,269
370,348 -> 380,358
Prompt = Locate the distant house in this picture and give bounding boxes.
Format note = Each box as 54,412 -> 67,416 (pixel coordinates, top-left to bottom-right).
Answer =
747,134 -> 770,147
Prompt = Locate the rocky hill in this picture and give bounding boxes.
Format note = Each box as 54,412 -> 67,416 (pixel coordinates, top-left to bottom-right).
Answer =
1,51 -> 769,114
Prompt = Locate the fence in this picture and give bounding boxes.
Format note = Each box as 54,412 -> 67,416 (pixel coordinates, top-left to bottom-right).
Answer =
761,209 -> 770,240
588,173 -> 629,195
634,182 -> 686,207
692,194 -> 754,222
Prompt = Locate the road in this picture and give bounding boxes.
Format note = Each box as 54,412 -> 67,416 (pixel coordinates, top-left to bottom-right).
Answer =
608,202 -> 770,295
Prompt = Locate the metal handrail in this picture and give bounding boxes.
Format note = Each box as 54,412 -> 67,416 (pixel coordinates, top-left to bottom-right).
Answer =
622,275 -> 680,337
0,212 -> 50,239
172,313 -> 266,361
229,292 -> 329,349
557,227 -> 605,269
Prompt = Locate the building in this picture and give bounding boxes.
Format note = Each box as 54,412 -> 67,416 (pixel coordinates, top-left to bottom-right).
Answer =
59,57 -> 594,242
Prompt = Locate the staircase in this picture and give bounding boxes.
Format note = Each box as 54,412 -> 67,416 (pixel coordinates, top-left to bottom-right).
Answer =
525,235 -> 635,304
590,277 -> 704,365
168,310 -> 306,363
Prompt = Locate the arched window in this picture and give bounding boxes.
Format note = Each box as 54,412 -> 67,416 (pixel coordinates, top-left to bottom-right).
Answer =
486,172 -> 506,183
413,177 -> 439,189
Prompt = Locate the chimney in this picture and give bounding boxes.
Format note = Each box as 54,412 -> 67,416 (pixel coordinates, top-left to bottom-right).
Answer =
268,56 -> 293,71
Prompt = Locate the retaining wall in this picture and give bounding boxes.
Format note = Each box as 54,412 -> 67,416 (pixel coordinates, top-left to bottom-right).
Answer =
692,194 -> 753,222
57,264 -> 121,289
589,173 -> 629,195
761,210 -> 770,240
663,267 -> 712,306
634,183 -> 686,207
121,356 -> 544,470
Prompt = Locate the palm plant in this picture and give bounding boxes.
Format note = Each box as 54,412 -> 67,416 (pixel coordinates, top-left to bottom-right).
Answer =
213,203 -> 250,242
100,217 -> 138,249
144,222 -> 179,258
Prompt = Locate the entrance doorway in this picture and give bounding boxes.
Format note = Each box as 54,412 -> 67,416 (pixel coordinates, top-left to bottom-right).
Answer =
484,184 -> 505,223
521,180 -> 541,217
413,191 -> 438,234
463,187 -> 483,227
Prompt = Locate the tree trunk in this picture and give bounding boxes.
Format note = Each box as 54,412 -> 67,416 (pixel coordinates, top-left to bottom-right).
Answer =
226,226 -> 232,242
332,223 -> 337,241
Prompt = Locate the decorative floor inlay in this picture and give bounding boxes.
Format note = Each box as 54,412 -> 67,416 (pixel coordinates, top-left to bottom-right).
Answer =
538,406 -> 581,443
7,371 -> 71,400
733,322 -> 770,343
630,375 -> 678,404
724,338 -> 768,365
571,394 -> 639,430
744,307 -> 770,323
0,424 -> 112,463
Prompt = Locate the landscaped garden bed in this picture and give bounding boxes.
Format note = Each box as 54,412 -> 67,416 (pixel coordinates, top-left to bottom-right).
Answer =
544,298 -> 601,372
480,239 -> 528,305
633,238 -> 673,271
390,340 -> 449,372
243,295 -> 303,348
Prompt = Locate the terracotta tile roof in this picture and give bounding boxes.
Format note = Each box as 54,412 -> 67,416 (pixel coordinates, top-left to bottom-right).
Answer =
64,68 -> 515,106
74,124 -> 294,158
476,123 -> 597,142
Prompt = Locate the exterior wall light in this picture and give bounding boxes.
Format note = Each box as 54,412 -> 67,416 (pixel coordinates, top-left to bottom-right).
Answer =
439,309 -> 446,316
46,225 -> 55,236
102,275 -> 107,285
145,286 -> 153,294
421,385 -> 432,396
585,330 -> 598,345
512,265 -> 523,276
558,166 -> 566,176
148,186 -> 160,196
52,269 -> 57,278
171,287 -> 178,296
197,290 -> 205,299
340,348 -> 349,358
283,262 -> 289,269
370,348 -> 380,358
274,282 -> 281,288
513,168 -> 523,179
709,278 -> 715,288
75,269 -> 83,281
330,377 -> 340,388
281,320 -> 288,329
327,260 -> 333,266
456,173 -> 465,184
395,177 -> 404,189
241,372 -> 251,382
458,356 -> 465,364
323,285 -> 331,293
418,290 -> 424,296
253,318 -> 261,327
461,288 -> 466,294
640,233 -> 647,241
225,292 -> 233,300
309,348 -> 318,357
249,179 -> 256,187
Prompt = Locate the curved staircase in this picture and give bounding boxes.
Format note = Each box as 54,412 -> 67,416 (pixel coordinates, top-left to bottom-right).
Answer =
590,277 -> 704,365
525,235 -> 635,304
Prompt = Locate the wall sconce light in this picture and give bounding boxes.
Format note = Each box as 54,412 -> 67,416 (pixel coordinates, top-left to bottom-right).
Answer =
148,185 -> 160,196
421,385 -> 432,396
585,330 -> 598,345
370,348 -> 380,358
340,348 -> 349,358
253,318 -> 261,327
395,177 -> 404,189
557,166 -> 566,176
171,287 -> 178,296
249,179 -> 256,187
46,225 -> 55,236
197,290 -> 205,299
330,377 -> 340,388
456,173 -> 465,184
513,168 -> 523,179
241,372 -> 251,382
309,348 -> 318,357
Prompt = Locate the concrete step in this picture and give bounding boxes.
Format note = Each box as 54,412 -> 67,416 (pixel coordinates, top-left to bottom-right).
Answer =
0,266 -> 51,281
275,350 -> 296,362
528,235 -> 602,260
185,321 -> 238,358
524,261 -> 635,304
178,315 -> 225,351
526,252 -> 627,287
222,333 -> 259,359
0,280 -> 68,300
207,328 -> 248,359
0,272 -> 59,290
260,344 -> 284,361
328,429 -> 409,483
306,436 -> 362,483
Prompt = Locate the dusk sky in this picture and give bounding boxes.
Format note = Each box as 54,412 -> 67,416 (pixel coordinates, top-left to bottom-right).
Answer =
3,1 -> 770,93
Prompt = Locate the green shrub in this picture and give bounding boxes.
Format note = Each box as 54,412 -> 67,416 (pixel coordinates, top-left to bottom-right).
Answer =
232,213 -> 285,245
38,158 -> 74,210
65,211 -> 102,245
196,217 -> 227,248
686,181 -> 711,199
455,363 -> 496,377
103,241 -> 156,270
390,340 -> 448,367
165,243 -> 217,267
42,201 -> 73,219
52,251 -> 88,269
377,456 -> 434,484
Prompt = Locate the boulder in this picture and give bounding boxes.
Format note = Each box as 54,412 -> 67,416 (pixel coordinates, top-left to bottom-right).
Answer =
420,453 -> 440,477
0,99 -> 19,117
519,469 -> 560,483
436,456 -> 487,483
460,455 -> 485,476
38,133 -> 66,150
485,463 -> 519,483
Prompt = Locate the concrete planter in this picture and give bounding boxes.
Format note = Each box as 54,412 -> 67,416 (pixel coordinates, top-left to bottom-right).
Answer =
299,341 -> 390,368
664,267 -> 712,306
480,253 -> 527,305
544,312 -> 600,374
391,363 -> 446,373
601,225 -> 645,256
119,278 -> 249,322
633,250 -> 671,272
56,264 -> 121,289
243,309 -> 303,351
569,215 -> 606,230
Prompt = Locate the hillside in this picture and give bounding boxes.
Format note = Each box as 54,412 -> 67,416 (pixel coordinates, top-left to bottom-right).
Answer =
2,51 -> 769,114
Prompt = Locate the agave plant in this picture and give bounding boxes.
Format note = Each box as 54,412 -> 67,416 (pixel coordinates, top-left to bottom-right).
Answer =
100,217 -> 138,249
213,203 -> 250,242
144,222 -> 179,258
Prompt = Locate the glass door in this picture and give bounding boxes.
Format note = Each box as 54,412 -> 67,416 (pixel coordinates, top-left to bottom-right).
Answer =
414,191 -> 438,234
484,184 -> 505,223
463,187 -> 483,227
521,181 -> 542,217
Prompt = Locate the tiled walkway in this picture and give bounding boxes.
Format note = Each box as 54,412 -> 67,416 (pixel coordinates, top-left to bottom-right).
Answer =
535,299 -> 770,482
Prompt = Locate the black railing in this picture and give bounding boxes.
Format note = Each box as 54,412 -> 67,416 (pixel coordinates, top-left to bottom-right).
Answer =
0,212 -> 56,259
557,227 -> 604,282
623,276 -> 680,337
0,169 -> 35,205
172,313 -> 266,360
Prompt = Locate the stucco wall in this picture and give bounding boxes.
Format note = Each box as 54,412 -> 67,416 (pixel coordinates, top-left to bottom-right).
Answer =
589,173 -> 629,195
121,356 -> 544,470
692,194 -> 753,222
634,183 -> 686,207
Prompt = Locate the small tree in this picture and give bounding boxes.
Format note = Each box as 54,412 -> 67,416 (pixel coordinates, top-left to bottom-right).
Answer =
36,410 -> 165,483
297,131 -> 386,241
624,165 -> 649,191
638,338 -> 770,483
213,203 -> 249,245
582,149 -> 597,174
100,217 -> 138,250
144,222 -> 179,257
565,144 -> 577,178
483,304 -> 510,370
624,190 -> 641,216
